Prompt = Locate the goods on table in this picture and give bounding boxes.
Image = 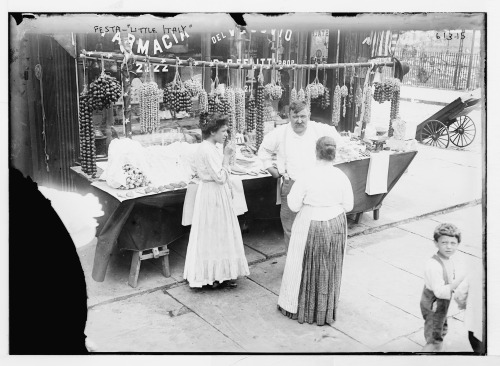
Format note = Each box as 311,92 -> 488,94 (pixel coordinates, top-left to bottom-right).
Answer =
78,88 -> 97,177
335,136 -> 370,163
139,80 -> 162,133
119,164 -> 150,190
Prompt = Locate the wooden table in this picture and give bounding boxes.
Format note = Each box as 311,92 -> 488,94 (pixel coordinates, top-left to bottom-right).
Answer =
70,150 -> 417,282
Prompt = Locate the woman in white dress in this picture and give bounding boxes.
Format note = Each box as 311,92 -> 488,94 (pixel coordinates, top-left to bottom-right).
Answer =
278,136 -> 354,325
183,113 -> 250,288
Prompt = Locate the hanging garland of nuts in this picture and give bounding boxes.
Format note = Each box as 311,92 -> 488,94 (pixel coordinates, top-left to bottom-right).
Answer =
362,85 -> 373,125
184,59 -> 203,97
354,79 -> 363,118
331,68 -> 341,126
305,64 -> 325,100
290,67 -> 298,104
256,65 -> 265,150
264,64 -> 283,100
198,64 -> 209,128
234,69 -> 246,133
348,65 -> 355,108
340,66 -> 349,118
319,64 -> 330,110
245,69 -> 256,131
139,61 -> 161,133
389,80 -> 401,137
88,57 -> 122,112
224,65 -> 237,136
78,86 -> 97,177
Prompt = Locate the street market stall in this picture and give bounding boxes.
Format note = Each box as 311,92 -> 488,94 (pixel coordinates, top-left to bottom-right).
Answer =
68,48 -> 419,286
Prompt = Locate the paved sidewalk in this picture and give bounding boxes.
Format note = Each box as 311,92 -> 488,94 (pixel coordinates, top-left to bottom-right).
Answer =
83,203 -> 482,352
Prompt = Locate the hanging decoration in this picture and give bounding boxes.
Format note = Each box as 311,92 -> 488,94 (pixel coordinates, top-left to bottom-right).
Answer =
88,56 -> 122,111
184,59 -> 203,97
264,63 -> 283,100
358,62 -> 376,139
224,64 -> 237,136
340,65 -> 349,118
320,63 -> 330,110
256,64 -> 265,150
306,63 -> 325,100
331,66 -> 341,126
162,60 -> 192,116
354,68 -> 363,118
139,58 -> 161,133
389,78 -> 402,137
198,63 -> 209,128
234,68 -> 246,133
245,68 -> 257,131
78,59 -> 97,177
290,65 -> 298,104
348,65 -> 355,108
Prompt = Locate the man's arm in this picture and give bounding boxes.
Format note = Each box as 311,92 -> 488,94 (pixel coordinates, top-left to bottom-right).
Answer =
257,127 -> 282,178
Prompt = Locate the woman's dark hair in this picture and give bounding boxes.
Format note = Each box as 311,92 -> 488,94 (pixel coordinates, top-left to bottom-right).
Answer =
200,113 -> 229,139
316,136 -> 337,161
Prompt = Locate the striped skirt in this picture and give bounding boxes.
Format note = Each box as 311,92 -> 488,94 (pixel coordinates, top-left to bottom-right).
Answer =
278,213 -> 347,325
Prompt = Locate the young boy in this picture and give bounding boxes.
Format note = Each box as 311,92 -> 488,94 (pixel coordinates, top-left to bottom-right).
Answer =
421,223 -> 466,352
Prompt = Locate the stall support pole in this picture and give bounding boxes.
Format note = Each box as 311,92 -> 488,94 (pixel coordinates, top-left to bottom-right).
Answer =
201,34 -> 212,92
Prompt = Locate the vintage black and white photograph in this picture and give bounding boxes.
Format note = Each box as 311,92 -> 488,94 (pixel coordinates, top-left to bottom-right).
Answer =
7,9 -> 491,356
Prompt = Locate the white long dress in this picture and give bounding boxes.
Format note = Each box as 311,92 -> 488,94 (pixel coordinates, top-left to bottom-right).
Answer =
183,141 -> 250,287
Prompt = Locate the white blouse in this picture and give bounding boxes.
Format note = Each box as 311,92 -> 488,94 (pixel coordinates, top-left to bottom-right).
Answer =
194,141 -> 230,185
287,161 -> 354,221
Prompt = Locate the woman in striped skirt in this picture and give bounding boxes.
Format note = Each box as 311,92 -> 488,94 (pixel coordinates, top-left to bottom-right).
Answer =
277,136 -> 354,325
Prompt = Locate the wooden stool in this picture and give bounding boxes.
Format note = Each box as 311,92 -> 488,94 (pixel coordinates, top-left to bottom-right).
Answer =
126,246 -> 170,288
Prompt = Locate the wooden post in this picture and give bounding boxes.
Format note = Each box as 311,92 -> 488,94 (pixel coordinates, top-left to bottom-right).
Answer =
128,251 -> 142,288
161,246 -> 171,278
201,33 -> 211,92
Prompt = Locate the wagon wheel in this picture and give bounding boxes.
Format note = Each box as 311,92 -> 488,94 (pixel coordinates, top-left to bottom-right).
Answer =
448,116 -> 476,148
419,120 -> 450,148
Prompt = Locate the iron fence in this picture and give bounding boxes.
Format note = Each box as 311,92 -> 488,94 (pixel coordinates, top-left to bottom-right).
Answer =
382,50 -> 483,91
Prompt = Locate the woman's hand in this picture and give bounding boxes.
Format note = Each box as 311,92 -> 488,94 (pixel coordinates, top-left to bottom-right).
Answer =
224,141 -> 236,157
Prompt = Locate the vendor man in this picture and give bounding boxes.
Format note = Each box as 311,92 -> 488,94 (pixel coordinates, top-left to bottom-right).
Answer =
258,101 -> 344,251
